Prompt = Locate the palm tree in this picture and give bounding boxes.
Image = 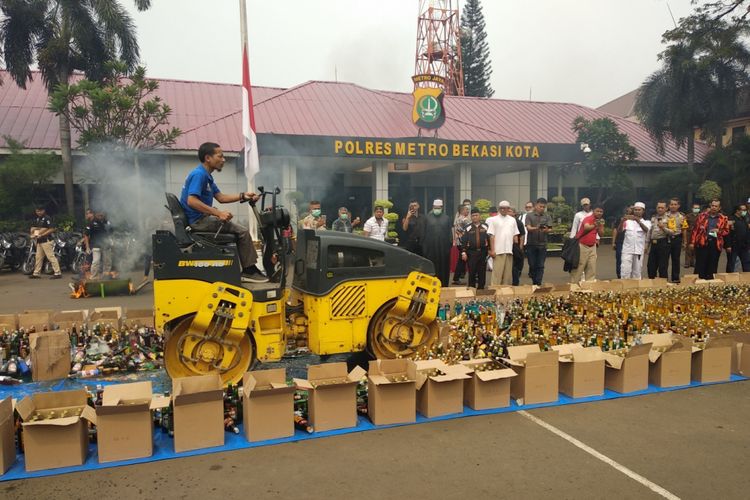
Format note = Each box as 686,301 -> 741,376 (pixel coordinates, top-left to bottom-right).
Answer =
0,0 -> 152,216
634,17 -> 750,203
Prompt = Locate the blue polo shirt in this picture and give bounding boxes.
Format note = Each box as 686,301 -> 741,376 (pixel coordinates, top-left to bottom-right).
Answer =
180,165 -> 221,224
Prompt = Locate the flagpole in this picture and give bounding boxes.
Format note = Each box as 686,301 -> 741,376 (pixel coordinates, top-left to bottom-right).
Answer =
239,0 -> 258,240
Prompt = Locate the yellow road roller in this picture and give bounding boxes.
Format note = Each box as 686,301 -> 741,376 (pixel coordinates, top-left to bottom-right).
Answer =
154,187 -> 441,385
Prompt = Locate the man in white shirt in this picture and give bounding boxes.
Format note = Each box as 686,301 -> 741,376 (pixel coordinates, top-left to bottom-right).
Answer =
363,205 -> 388,241
620,201 -> 651,279
486,200 -> 520,285
570,197 -> 592,239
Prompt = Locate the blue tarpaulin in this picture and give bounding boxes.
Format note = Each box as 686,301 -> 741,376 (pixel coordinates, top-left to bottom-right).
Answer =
1,373 -> 746,482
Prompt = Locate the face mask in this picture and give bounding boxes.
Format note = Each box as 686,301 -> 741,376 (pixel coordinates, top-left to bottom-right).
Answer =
433,209 -> 443,216
339,213 -> 348,220
692,208 -> 700,214
741,211 -> 748,217
311,209 -> 321,217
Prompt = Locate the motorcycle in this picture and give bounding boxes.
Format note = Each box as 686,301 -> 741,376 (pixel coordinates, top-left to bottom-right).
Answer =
54,231 -> 82,272
0,232 -> 29,271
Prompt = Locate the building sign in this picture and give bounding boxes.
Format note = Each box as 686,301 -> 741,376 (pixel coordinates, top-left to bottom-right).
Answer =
258,134 -> 583,163
333,138 -> 543,160
412,75 -> 446,130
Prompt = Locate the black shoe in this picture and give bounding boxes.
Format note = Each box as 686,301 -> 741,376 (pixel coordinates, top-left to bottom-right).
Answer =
241,266 -> 268,283
50,274 -> 62,279
29,274 -> 40,279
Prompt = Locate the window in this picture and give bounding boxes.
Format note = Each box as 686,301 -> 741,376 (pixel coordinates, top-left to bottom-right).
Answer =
327,245 -> 385,268
731,126 -> 746,143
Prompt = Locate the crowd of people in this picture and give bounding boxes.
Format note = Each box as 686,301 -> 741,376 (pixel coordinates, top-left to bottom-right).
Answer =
293,193 -> 750,290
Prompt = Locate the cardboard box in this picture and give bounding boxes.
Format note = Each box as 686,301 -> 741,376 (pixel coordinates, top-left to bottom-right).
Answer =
0,397 -> 14,475
172,374 -> 224,452
681,274 -> 699,285
489,285 -> 515,297
581,280 -> 623,291
651,278 -> 669,288
731,332 -> 750,376
123,309 -> 155,329
0,314 -> 17,331
29,330 -> 71,381
52,310 -> 87,331
294,363 -> 366,432
553,344 -> 605,398
643,334 -> 692,388
17,311 -> 50,331
243,368 -> 296,441
15,389 -> 97,472
691,336 -> 734,383
512,285 -> 534,296
440,287 -> 475,306
414,360 -> 471,418
504,345 -> 559,405
96,381 -> 169,463
367,359 -> 417,425
603,343 -> 652,393
714,273 -> 741,283
738,272 -> 750,283
460,359 -> 517,410
88,310 -> 121,328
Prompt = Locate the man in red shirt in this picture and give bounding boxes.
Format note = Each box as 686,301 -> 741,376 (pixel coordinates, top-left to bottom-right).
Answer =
570,206 -> 605,283
689,198 -> 730,280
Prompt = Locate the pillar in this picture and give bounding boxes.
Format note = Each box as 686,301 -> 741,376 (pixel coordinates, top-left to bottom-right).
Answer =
372,161 -> 388,206
281,159 -> 298,229
535,164 -> 548,201
557,165 -> 563,198
455,163 -> 472,208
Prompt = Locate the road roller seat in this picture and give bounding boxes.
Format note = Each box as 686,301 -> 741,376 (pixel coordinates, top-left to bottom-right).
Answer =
165,193 -> 238,247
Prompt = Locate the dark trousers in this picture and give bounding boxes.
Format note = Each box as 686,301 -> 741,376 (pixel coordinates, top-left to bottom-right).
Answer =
647,238 -> 669,279
615,240 -> 623,279
453,249 -> 466,283
512,244 -> 524,286
694,241 -> 721,280
403,240 -> 422,256
466,250 -> 488,289
191,215 -> 257,269
525,245 -> 547,286
726,247 -> 750,272
668,236 -> 683,282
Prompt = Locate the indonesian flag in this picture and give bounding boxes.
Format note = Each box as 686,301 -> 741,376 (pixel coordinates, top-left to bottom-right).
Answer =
242,42 -> 259,180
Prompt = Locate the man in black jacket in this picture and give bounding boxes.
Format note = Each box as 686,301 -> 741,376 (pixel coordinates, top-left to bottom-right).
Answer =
726,203 -> 749,272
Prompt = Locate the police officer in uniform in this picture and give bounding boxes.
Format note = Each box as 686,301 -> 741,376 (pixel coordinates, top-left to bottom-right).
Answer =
646,200 -> 670,279
665,197 -> 688,283
459,207 -> 490,289
29,205 -> 62,279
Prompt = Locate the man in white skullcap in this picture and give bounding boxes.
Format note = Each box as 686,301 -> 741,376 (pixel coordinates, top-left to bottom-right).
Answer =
422,199 -> 453,286
570,197 -> 592,239
486,200 -> 520,285
620,201 -> 651,279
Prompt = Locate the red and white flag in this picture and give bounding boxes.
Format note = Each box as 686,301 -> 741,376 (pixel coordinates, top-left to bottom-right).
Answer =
241,30 -> 259,181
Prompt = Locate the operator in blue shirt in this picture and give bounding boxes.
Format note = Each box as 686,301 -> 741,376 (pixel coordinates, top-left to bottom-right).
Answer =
180,142 -> 267,282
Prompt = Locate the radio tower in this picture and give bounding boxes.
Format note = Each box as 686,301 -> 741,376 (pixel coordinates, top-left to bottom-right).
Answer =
414,0 -> 464,96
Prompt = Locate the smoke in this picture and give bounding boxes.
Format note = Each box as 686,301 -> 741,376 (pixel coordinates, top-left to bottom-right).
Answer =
76,142 -> 172,275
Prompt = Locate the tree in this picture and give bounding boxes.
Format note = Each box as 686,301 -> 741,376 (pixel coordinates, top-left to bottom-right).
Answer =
49,62 -> 181,151
49,61 -> 180,225
460,0 -> 494,97
634,14 -> 750,203
0,136 -> 61,218
697,180 -> 722,202
571,116 -> 638,207
0,0 -> 153,216
700,135 -> 750,206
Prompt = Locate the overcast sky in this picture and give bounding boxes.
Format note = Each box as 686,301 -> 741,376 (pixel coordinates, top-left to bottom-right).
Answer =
125,0 -> 696,108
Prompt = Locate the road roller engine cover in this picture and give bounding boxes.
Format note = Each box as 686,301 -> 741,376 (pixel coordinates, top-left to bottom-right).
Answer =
153,187 -> 442,385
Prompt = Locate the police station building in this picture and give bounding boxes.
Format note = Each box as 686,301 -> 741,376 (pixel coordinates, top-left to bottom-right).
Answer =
0,72 -> 707,224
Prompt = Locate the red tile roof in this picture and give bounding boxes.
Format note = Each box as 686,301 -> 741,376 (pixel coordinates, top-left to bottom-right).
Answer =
0,70 -> 707,163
